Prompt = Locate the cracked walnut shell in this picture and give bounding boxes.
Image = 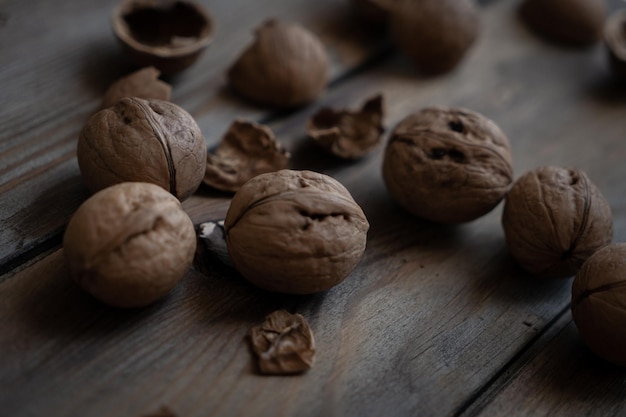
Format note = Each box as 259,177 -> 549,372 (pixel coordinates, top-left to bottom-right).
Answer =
224,170 -> 369,294
78,97 -> 207,201
502,167 -> 613,278
382,107 -> 513,223
63,182 -> 196,308
101,66 -> 171,110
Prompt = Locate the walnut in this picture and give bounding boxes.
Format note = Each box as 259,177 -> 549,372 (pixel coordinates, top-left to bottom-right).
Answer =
101,67 -> 171,110
502,167 -> 613,278
228,19 -> 329,108
604,9 -> 626,83
382,107 -> 513,223
307,94 -> 384,159
572,243 -> 626,367
520,0 -> 606,46
77,97 -> 207,201
389,0 -> 480,74
249,310 -> 315,374
203,119 -> 290,192
63,182 -> 196,308
224,170 -> 369,294
112,0 -> 215,75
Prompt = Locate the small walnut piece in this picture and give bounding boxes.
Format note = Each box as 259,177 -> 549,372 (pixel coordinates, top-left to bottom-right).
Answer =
389,0 -> 480,74
63,182 -> 196,308
572,243 -> 626,367
249,310 -> 315,374
78,97 -> 207,201
203,119 -> 290,192
520,0 -> 606,46
307,94 -> 384,159
604,9 -> 626,82
502,167 -> 613,278
228,19 -> 329,108
382,107 -> 513,223
101,67 -> 171,109
225,170 -> 369,294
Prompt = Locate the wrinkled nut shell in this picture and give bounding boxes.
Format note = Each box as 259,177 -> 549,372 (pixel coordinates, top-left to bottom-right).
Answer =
382,107 -> 513,223
572,243 -> 626,367
520,0 -> 606,46
101,66 -> 171,110
78,97 -> 207,201
604,9 -> 626,82
63,182 -> 196,308
224,170 -> 369,294
502,167 -> 613,278
228,19 -> 329,108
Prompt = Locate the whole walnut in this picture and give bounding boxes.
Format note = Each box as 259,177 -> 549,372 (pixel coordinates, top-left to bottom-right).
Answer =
78,97 -> 207,201
382,107 -> 513,223
520,0 -> 606,46
502,167 -> 613,278
572,243 -> 626,367
389,0 -> 480,74
228,19 -> 329,108
63,182 -> 196,308
224,170 -> 369,294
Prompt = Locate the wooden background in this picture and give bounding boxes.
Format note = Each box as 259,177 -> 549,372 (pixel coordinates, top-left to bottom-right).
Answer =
2,0 -> 626,416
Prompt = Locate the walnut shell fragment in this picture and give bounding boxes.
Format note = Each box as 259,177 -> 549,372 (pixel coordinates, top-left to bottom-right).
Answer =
307,94 -> 384,159
249,310 -> 315,374
101,67 -> 171,110
502,167 -> 613,278
203,119 -> 290,192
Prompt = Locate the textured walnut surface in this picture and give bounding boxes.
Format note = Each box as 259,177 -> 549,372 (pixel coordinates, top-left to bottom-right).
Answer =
572,243 -> 626,366
249,310 -> 315,374
224,170 -> 369,294
63,182 -> 196,308
383,107 -> 513,223
101,67 -> 171,110
78,97 -> 207,200
502,166 -> 613,278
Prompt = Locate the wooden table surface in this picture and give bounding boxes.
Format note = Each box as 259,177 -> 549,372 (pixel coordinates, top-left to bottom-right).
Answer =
2,0 -> 626,416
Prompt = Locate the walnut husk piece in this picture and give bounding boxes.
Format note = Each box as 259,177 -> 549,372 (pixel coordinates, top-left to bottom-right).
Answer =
249,310 -> 315,374
572,243 -> 626,367
228,19 -> 329,108
307,94 -> 384,159
382,107 -> 513,223
604,9 -> 626,83
203,119 -> 289,192
502,167 -> 613,278
101,67 -> 171,109
225,170 -> 369,294
63,182 -> 196,308
78,97 -> 207,201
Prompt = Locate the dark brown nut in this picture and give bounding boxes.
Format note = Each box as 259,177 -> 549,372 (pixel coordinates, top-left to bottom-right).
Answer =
382,107 -> 513,223
520,0 -> 606,46
307,94 -> 384,159
224,170 -> 369,294
63,182 -> 196,308
228,19 -> 329,108
249,310 -> 315,374
101,66 -> 171,110
78,97 -> 207,201
502,167 -> 613,278
604,9 -> 626,82
389,0 -> 480,74
112,0 -> 214,75
203,119 -> 290,193
350,0 -> 392,27
572,243 -> 626,367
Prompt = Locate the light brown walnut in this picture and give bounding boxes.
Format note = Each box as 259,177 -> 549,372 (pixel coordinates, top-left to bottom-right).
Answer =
101,67 -> 171,109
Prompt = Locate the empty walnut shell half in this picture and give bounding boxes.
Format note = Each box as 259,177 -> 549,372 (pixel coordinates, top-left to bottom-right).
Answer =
78,97 -> 207,201
520,0 -> 606,46
307,94 -> 384,159
604,9 -> 626,82
112,0 -> 214,75
502,167 -> 613,278
224,170 -> 369,294
382,107 -> 513,223
101,66 -> 171,109
572,243 -> 626,367
203,119 -> 290,193
228,19 -> 329,108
